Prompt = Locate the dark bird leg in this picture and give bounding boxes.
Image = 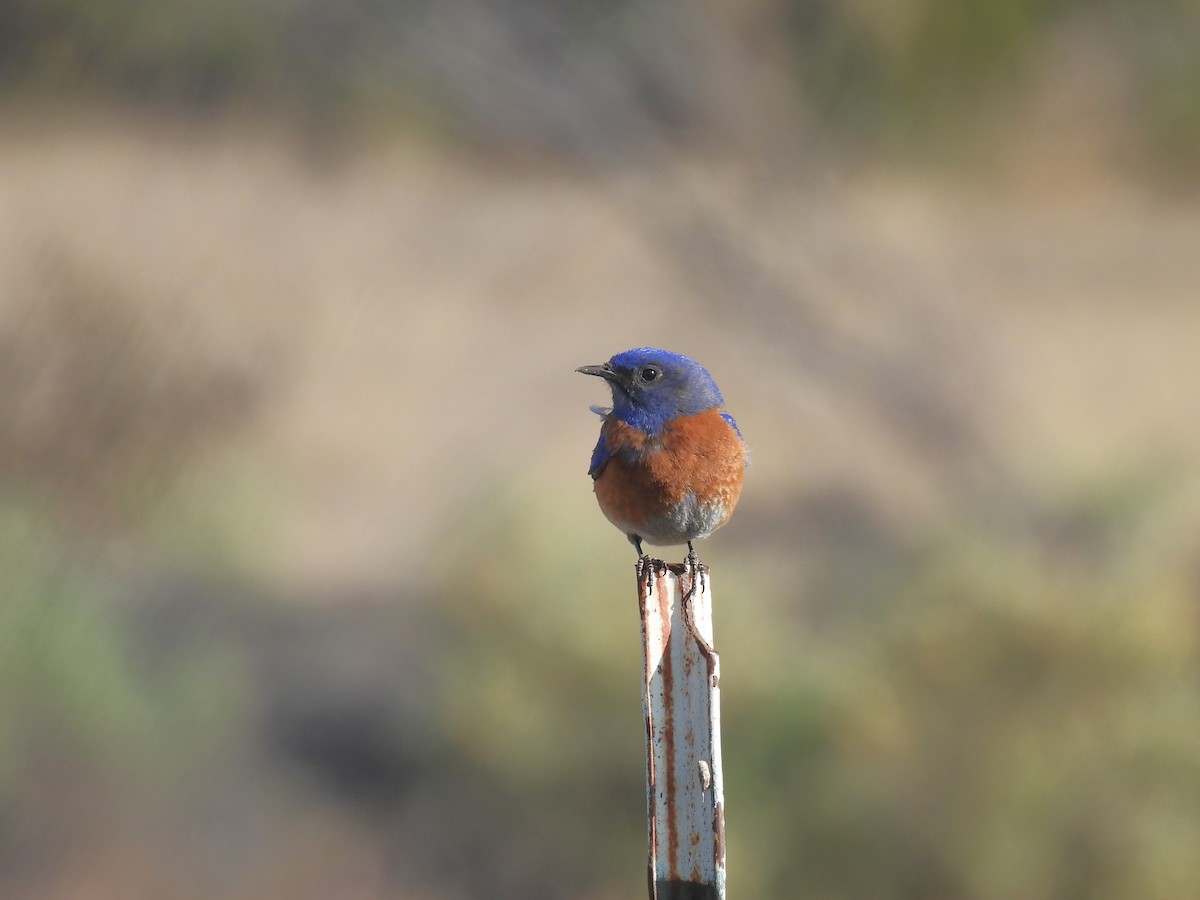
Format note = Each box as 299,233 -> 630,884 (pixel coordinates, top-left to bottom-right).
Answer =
686,541 -> 705,594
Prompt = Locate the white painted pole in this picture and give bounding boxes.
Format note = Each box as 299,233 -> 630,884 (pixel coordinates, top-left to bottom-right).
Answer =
639,561 -> 726,900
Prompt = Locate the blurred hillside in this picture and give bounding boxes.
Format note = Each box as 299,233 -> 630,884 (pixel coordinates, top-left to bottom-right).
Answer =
6,0 -> 1200,170
2,1 -> 1200,898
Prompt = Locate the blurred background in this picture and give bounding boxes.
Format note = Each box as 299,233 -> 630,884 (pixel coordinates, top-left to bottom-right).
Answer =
2,0 -> 1200,897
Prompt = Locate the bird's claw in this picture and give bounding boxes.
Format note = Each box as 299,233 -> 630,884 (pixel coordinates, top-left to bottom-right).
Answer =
685,542 -> 706,595
637,554 -> 654,596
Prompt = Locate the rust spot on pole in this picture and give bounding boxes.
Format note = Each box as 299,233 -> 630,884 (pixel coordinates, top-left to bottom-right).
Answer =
660,604 -> 679,876
713,801 -> 725,863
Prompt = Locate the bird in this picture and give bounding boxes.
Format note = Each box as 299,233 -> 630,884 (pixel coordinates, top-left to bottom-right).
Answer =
577,348 -> 746,581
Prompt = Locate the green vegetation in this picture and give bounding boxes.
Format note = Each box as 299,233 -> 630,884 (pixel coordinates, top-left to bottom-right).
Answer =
4,0 -> 1200,166
3,458 -> 1198,897
432,475 -> 1200,899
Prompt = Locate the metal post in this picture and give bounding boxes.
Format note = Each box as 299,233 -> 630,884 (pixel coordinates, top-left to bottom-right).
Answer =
639,561 -> 726,900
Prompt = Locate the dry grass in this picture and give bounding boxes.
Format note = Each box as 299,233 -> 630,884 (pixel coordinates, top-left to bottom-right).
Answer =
1,115 -> 1197,588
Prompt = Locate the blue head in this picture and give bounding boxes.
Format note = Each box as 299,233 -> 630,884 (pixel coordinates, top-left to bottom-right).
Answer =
576,348 -> 725,435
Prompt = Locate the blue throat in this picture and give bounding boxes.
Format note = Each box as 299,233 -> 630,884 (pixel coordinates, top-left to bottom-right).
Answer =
611,394 -> 712,435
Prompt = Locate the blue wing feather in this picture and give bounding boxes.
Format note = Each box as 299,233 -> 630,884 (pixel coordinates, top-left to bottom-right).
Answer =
721,411 -> 751,467
588,431 -> 610,479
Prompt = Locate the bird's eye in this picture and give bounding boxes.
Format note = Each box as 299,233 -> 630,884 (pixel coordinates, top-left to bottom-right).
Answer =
638,365 -> 662,383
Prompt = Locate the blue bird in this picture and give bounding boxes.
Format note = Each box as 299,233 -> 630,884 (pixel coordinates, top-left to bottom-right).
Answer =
577,348 -> 746,574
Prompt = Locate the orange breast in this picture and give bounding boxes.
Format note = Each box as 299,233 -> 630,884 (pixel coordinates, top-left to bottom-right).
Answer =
593,408 -> 745,543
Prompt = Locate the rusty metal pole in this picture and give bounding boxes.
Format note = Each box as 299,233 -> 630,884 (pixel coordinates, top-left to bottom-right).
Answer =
639,561 -> 726,900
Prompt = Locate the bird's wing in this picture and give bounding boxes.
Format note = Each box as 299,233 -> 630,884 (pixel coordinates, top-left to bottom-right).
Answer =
720,411 -> 751,467
587,431 -> 611,479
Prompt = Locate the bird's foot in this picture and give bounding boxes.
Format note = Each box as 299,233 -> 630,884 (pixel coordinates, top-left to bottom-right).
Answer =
636,554 -> 655,595
631,535 -> 656,595
685,542 -> 706,595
